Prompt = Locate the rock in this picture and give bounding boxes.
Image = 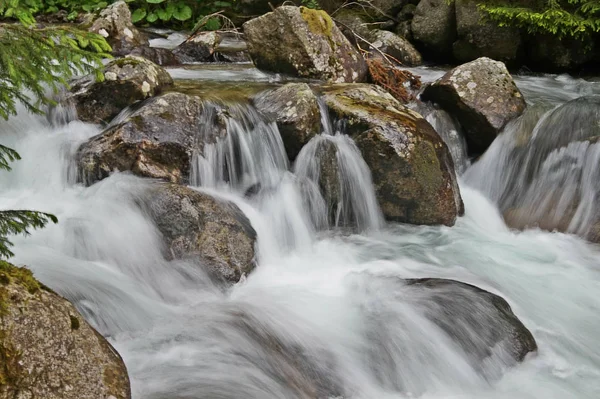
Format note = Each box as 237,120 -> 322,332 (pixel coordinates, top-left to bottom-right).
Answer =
174,31 -> 251,64
402,278 -> 537,364
173,31 -> 218,63
90,1 -> 147,56
144,184 -> 256,283
322,84 -> 463,226
422,57 -> 526,154
129,46 -> 179,66
243,6 -> 367,83
77,93 -> 227,185
498,96 -> 600,242
253,83 -> 321,161
525,34 -> 596,72
368,29 -> 422,66
411,0 -> 456,60
67,56 -> 173,124
453,0 -> 522,64
0,261 -> 130,399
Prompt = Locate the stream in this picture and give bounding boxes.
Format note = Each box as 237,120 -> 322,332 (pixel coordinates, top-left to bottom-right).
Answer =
1,64 -> 599,398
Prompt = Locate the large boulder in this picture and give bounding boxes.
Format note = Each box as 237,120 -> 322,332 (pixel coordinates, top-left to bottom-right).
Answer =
367,29 -> 422,66
243,6 -> 367,83
493,97 -> 600,243
253,83 -> 321,161
66,56 -> 173,124
173,31 -> 250,63
453,0 -> 522,64
0,261 -> 130,399
422,57 -> 526,154
90,1 -> 147,56
322,84 -> 463,226
360,275 -> 537,372
77,93 -> 227,185
411,0 -> 456,60
144,184 -> 256,283
129,46 -> 179,66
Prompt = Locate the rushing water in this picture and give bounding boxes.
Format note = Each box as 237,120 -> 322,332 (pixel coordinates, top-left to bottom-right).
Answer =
1,67 -> 600,399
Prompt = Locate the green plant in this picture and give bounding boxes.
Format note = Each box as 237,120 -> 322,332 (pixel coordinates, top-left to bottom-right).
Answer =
6,0 -> 109,21
301,0 -> 320,9
127,0 -> 238,30
479,1 -> 600,40
0,1 -> 111,259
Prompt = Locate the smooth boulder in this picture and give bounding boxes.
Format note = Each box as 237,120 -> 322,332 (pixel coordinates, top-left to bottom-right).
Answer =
422,57 -> 526,154
77,93 -> 227,185
322,84 -> 463,226
67,56 -> 173,124
0,261 -> 131,399
243,6 -> 367,83
145,184 -> 256,283
253,83 -> 321,161
90,1 -> 147,56
453,0 -> 522,64
411,0 -> 456,59
129,46 -> 179,66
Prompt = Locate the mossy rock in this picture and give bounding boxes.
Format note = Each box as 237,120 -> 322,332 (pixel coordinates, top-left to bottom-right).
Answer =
243,6 -> 367,83
0,261 -> 131,398
322,84 -> 463,226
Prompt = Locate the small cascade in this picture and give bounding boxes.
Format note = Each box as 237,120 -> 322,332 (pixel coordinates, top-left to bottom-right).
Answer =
294,134 -> 384,231
414,102 -> 470,174
464,96 -> 600,240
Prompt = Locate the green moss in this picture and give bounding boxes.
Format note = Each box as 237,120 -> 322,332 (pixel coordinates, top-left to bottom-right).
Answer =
0,261 -> 40,295
300,7 -> 335,48
159,112 -> 176,122
412,140 -> 443,197
112,57 -> 144,68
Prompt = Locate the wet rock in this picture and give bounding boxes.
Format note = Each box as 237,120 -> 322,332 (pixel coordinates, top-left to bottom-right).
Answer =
129,46 -> 179,66
67,56 -> 173,124
174,31 -> 250,63
253,83 -> 321,160
411,0 -> 456,60
498,96 -> 600,242
0,261 -> 131,399
422,57 -> 526,154
145,184 -> 256,283
368,29 -> 422,66
243,6 -> 367,83
77,93 -> 227,185
404,278 -> 537,365
322,84 -> 463,226
453,0 -> 522,64
90,1 -> 147,56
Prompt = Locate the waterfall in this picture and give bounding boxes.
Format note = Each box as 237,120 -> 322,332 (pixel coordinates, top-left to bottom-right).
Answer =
2,71 -> 600,399
464,96 -> 600,240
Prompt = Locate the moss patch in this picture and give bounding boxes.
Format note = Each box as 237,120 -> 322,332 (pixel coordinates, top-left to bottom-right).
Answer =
70,315 -> 80,331
0,261 -> 40,295
300,7 -> 335,48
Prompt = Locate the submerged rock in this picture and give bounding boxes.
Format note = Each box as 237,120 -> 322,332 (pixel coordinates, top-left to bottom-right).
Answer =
422,57 -> 526,154
243,6 -> 367,82
144,184 -> 256,283
404,278 -> 537,365
0,261 -> 131,399
90,1 -> 147,56
67,56 -> 173,124
77,92 -> 226,185
322,84 -> 463,226
253,83 -> 321,161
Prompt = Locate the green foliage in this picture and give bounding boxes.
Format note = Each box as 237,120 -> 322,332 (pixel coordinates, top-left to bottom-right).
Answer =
478,0 -> 600,40
126,0 -> 237,29
301,0 -> 320,9
4,0 -> 108,21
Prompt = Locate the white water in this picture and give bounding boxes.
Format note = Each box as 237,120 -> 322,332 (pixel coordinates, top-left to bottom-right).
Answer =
1,74 -> 600,399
